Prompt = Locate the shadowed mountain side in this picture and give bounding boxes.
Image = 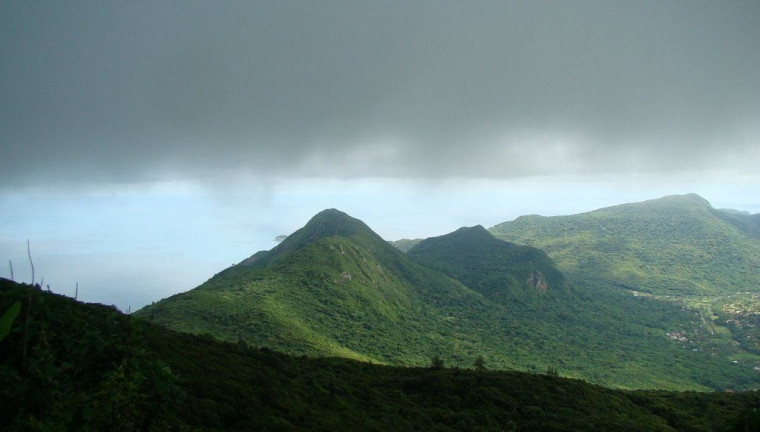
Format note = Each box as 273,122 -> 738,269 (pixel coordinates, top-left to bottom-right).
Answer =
6,279 -> 760,431
407,225 -> 567,300
716,208 -> 760,240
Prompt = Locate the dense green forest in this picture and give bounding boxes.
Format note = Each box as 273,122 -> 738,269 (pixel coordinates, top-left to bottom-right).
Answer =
136,207 -> 760,391
3,279 -> 760,431
489,193 -> 760,386
406,225 -> 567,299
489,194 -> 760,297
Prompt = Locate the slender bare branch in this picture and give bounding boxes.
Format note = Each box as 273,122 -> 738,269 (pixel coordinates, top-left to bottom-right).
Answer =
27,240 -> 35,286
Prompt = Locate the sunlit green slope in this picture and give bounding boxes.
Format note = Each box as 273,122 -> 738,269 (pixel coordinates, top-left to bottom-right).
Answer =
490,194 -> 760,296
404,225 -> 760,390
137,209 -> 495,365
136,208 -> 760,390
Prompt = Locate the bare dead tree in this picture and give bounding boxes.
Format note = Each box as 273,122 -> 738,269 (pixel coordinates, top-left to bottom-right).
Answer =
27,240 -> 35,286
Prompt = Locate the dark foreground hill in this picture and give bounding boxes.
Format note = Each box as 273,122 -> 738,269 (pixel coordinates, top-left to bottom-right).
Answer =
3,279 -> 760,431
136,209 -> 760,391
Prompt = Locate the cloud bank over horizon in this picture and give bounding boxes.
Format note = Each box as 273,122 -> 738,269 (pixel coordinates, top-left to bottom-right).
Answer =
2,1 -> 759,188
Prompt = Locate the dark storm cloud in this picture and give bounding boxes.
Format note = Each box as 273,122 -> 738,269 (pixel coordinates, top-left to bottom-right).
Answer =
1,0 -> 759,186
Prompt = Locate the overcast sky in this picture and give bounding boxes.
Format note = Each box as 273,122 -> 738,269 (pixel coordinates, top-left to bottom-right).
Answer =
1,1 -> 759,311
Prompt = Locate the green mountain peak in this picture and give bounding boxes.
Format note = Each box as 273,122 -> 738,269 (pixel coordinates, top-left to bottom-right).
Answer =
300,208 -> 378,239
139,208 -> 485,364
636,193 -> 712,210
412,224 -> 497,249
449,224 -> 491,237
241,208 -> 385,267
410,224 -> 504,252
664,192 -> 710,206
408,224 -> 567,298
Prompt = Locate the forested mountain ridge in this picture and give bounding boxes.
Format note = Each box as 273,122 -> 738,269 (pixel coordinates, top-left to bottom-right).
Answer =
136,206 -> 760,391
488,193 -> 760,365
136,209 -> 493,365
407,225 -> 567,299
489,194 -> 760,297
5,278 -> 760,431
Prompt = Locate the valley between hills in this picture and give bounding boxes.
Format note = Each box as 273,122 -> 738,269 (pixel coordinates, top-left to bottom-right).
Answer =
3,193 -> 760,430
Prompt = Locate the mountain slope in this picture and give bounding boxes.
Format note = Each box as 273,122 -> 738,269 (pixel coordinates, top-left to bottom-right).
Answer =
137,208 -> 760,390
6,279 -> 760,431
403,222 -> 760,390
489,194 -> 760,296
407,225 -> 567,299
137,209 -> 494,366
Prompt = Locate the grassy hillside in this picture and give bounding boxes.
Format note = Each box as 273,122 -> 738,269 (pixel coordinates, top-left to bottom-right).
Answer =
405,225 -> 760,390
4,279 -> 760,431
137,210 -> 496,366
136,209 -> 760,391
489,194 -> 760,297
488,193 -> 760,388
